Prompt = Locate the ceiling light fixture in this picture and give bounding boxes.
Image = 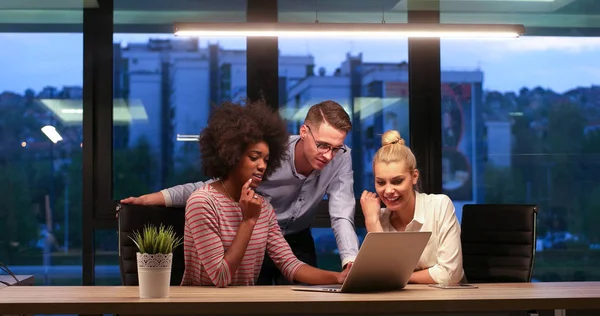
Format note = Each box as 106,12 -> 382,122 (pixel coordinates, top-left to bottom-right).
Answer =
176,134 -> 199,142
174,22 -> 525,39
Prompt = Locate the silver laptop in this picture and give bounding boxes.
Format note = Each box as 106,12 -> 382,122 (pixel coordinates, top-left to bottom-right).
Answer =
291,231 -> 431,293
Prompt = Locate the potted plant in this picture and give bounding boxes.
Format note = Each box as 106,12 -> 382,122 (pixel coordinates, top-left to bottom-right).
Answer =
130,223 -> 183,298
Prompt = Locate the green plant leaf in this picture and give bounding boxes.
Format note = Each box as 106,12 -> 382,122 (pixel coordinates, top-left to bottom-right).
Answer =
128,223 -> 183,254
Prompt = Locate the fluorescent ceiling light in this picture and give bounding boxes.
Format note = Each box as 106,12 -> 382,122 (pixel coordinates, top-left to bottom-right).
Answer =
0,0 -> 98,9
176,134 -> 199,142
174,22 -> 525,38
41,125 -> 63,144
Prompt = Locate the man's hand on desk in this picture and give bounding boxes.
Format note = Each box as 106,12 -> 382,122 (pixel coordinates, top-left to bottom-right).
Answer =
338,262 -> 353,284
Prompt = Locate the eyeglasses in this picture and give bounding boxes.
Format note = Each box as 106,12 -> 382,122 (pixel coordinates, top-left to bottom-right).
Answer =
305,125 -> 347,155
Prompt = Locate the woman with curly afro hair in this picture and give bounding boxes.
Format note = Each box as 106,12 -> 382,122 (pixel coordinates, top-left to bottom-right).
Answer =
181,99 -> 349,287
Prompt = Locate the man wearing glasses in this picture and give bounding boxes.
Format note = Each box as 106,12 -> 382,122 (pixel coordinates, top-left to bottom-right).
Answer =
121,100 -> 359,285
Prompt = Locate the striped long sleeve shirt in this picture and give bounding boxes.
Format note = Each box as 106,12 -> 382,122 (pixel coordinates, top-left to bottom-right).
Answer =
181,185 -> 305,287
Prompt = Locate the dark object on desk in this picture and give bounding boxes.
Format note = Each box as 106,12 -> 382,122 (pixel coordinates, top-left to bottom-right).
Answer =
0,274 -> 35,288
0,261 -> 19,287
0,275 -> 34,287
117,203 -> 186,286
461,204 -> 538,283
0,262 -> 33,288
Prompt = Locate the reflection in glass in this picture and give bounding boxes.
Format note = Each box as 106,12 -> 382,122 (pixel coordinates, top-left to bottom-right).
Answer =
440,82 -> 481,204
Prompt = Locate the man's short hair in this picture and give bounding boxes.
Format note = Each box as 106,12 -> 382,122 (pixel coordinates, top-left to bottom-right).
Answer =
304,100 -> 352,133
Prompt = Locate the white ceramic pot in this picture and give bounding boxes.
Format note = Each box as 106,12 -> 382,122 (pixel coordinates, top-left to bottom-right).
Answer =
136,252 -> 173,298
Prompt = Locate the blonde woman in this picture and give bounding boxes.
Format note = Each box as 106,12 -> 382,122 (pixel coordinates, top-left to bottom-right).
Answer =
360,130 -> 464,285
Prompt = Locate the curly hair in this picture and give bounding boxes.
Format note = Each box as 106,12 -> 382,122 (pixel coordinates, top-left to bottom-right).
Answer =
198,99 -> 290,180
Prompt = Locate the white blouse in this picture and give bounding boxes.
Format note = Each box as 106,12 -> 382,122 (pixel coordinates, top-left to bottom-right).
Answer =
379,191 -> 464,284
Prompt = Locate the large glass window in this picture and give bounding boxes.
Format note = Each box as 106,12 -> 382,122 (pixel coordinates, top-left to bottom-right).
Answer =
0,13 -> 83,284
95,230 -> 119,285
278,0 -> 409,270
441,37 -> 600,281
113,1 -> 247,199
441,0 -> 600,282
112,34 -> 247,197
440,0 -> 600,281
109,1 -> 247,277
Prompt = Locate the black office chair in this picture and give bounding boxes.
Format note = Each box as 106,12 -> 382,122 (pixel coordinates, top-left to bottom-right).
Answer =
117,203 -> 186,286
461,204 -> 538,283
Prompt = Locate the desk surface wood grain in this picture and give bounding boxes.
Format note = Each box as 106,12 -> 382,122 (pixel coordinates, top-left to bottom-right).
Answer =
1,282 -> 599,315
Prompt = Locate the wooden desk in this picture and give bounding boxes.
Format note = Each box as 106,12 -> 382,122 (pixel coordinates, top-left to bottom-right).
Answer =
0,282 -> 599,315
0,275 -> 34,288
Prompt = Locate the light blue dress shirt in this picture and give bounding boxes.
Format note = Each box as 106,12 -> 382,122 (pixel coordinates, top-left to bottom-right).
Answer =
161,135 -> 359,266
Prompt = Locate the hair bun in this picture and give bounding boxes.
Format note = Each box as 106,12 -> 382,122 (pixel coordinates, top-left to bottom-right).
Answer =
381,130 -> 405,147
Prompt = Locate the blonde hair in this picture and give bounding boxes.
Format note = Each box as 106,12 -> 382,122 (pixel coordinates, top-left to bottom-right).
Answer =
373,130 -> 417,172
